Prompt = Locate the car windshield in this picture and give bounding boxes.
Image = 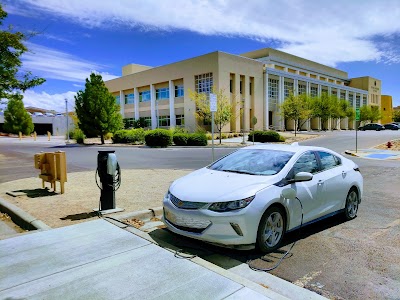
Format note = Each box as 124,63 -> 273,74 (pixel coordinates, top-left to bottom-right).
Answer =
208,149 -> 294,176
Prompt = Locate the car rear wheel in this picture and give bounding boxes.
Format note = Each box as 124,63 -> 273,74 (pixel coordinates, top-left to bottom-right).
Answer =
344,188 -> 359,220
257,206 -> 286,253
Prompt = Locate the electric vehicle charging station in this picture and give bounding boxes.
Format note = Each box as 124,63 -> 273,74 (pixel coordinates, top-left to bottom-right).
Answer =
95,150 -> 124,214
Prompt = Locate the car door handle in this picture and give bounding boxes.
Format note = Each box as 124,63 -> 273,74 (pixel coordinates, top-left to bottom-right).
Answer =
317,180 -> 324,186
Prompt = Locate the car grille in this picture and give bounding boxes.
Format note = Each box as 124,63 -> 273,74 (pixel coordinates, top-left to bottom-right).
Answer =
164,209 -> 211,232
170,193 -> 206,210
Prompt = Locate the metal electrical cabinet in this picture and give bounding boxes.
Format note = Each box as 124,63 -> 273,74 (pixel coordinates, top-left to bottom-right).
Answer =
34,151 -> 67,194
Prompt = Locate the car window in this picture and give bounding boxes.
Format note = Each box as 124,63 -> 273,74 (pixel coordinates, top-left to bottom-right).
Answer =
209,149 -> 294,176
292,151 -> 319,175
318,151 -> 340,171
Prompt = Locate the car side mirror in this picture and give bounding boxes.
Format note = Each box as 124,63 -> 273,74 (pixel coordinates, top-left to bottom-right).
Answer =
288,172 -> 313,183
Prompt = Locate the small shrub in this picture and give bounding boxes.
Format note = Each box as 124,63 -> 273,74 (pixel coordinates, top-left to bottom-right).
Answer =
104,132 -> 113,140
172,127 -> 188,134
73,129 -> 86,144
145,129 -> 173,147
112,128 -> 145,144
173,133 -> 189,146
187,133 -> 208,146
248,130 -> 285,143
206,133 -> 213,140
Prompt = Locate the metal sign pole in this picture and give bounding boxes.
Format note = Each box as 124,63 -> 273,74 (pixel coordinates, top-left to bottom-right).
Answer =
211,112 -> 215,162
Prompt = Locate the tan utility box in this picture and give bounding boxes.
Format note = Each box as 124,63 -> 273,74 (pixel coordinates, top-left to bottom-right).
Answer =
34,151 -> 67,194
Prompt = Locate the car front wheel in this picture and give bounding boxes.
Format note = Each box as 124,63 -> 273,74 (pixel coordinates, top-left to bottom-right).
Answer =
257,206 -> 286,253
344,188 -> 359,220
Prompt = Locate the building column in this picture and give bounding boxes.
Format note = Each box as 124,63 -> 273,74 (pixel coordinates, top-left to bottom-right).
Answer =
305,82 -> 311,131
279,76 -> 285,130
317,84 -> 322,130
119,90 -> 124,118
234,74 -> 241,132
150,84 -> 157,129
134,88 -> 139,120
243,75 -> 250,132
265,72 -> 269,130
169,80 -> 176,127
294,79 -> 298,96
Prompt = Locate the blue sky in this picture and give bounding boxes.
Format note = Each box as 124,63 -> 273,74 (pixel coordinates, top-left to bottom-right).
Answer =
2,0 -> 400,112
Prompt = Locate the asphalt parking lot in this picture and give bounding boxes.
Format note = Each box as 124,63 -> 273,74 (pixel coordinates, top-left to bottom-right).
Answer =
0,131 -> 399,299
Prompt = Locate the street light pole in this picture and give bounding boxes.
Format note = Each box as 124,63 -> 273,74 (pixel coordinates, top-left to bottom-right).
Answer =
65,98 -> 70,143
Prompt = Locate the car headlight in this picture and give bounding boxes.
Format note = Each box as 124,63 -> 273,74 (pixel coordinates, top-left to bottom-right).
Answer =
165,190 -> 171,201
208,196 -> 255,212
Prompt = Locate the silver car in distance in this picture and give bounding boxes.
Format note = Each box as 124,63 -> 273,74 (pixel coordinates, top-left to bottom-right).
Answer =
162,144 -> 363,253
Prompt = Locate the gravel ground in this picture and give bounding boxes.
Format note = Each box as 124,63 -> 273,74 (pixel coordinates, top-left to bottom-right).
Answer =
0,169 -> 192,228
374,139 -> 400,151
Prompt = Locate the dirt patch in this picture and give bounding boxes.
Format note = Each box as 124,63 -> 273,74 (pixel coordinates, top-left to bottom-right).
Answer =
374,139 -> 400,151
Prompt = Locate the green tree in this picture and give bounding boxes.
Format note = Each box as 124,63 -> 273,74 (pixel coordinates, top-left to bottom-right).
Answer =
359,105 -> 382,124
280,93 -> 312,136
75,73 -> 123,144
3,94 -> 34,135
189,88 -> 236,144
393,110 -> 400,122
0,4 -> 45,102
310,92 -> 334,130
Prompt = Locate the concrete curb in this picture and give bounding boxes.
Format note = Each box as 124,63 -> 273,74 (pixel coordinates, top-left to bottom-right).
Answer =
344,150 -> 358,157
115,206 -> 163,221
0,197 -> 51,231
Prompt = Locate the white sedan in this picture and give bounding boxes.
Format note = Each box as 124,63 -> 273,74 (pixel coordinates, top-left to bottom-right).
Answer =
162,144 -> 363,252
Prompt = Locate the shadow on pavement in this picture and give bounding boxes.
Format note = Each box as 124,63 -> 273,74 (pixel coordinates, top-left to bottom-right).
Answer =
12,188 -> 58,198
60,211 -> 98,221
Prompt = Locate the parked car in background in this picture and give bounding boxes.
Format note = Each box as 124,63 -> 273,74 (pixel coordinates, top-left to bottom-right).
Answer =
358,123 -> 385,131
391,122 -> 400,127
384,123 -> 399,130
44,112 -> 55,117
163,144 -> 363,252
55,113 -> 64,116
32,112 -> 44,117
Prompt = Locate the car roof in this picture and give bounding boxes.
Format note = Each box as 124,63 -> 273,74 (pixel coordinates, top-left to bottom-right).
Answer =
241,143 -> 333,154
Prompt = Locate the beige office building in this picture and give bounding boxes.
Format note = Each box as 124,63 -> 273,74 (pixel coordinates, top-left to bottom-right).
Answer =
105,48 -> 381,132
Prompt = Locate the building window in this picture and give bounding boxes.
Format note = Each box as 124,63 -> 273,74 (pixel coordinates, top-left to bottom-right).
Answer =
176,114 -> 185,126
124,93 -> 134,104
175,85 -> 184,97
356,95 -> 361,108
143,117 -> 152,127
340,92 -> 346,100
156,88 -> 169,100
298,84 -> 306,95
240,81 -> 243,94
249,82 -> 252,95
310,86 -> 318,97
195,72 -> 213,94
349,94 -> 354,107
284,81 -> 294,98
115,95 -> 120,105
268,78 -> 279,99
362,96 -> 367,106
139,90 -> 151,102
158,115 -> 170,127
230,80 -> 233,93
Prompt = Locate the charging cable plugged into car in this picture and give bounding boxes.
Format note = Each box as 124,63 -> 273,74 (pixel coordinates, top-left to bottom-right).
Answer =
247,188 -> 304,272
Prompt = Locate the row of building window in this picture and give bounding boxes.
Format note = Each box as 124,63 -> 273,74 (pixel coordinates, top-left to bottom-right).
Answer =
195,73 -> 213,94
229,80 -> 253,95
123,115 -> 185,128
116,86 -> 185,104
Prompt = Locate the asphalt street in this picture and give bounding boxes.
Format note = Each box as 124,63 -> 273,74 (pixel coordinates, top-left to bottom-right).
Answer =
0,131 -> 400,299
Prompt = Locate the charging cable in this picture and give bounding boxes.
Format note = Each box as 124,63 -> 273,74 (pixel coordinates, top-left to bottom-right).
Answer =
247,197 -> 304,272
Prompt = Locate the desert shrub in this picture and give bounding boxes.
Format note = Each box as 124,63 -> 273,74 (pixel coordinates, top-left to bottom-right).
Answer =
145,129 -> 173,147
248,130 -> 285,143
187,133 -> 208,146
73,128 -> 86,144
112,128 -> 145,144
173,133 -> 189,146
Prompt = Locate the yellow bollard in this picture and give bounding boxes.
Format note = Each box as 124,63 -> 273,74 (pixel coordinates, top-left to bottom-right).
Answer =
34,131 -> 37,141
47,131 -> 51,141
19,132 -> 22,140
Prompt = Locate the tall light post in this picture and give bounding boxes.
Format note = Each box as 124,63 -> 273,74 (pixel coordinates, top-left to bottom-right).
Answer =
65,98 -> 70,143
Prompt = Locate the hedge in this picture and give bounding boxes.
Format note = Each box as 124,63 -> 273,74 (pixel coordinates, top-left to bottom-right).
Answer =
248,130 -> 285,143
112,128 -> 145,144
173,133 -> 189,146
145,129 -> 173,147
187,133 -> 208,146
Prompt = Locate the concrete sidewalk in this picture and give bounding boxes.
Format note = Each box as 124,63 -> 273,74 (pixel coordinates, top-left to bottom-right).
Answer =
0,218 -> 290,299
345,148 -> 400,160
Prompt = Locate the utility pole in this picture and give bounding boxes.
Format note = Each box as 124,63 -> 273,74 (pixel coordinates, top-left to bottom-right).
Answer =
65,98 -> 70,143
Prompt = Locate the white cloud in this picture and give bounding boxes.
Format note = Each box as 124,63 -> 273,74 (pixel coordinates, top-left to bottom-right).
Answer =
12,0 -> 400,66
22,90 -> 77,112
22,43 -> 118,82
